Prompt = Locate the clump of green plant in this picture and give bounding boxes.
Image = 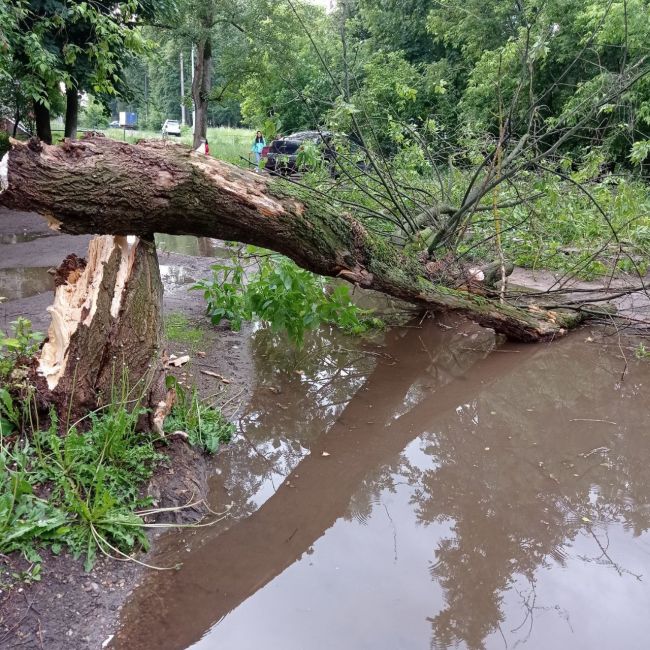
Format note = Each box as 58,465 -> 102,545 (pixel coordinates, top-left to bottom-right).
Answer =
0,318 -> 43,380
0,319 -> 43,436
461,172 -> 650,280
0,404 -> 164,572
0,387 -> 22,436
634,342 -> 650,360
163,377 -> 234,454
0,446 -> 68,567
164,312 -> 204,349
192,247 -> 382,345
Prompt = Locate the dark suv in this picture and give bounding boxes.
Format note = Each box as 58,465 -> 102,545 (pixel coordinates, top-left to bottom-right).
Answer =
264,130 -> 335,175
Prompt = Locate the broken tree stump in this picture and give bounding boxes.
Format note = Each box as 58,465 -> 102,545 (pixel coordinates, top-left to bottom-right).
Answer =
35,235 -> 165,425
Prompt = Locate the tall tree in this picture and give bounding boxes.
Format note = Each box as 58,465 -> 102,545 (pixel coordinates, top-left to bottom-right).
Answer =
1,1 -> 175,141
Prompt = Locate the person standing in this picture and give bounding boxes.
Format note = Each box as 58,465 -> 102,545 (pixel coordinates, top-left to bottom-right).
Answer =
195,138 -> 209,155
251,130 -> 266,172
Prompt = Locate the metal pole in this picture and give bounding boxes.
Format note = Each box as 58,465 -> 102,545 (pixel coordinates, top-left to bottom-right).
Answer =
144,69 -> 149,126
180,52 -> 186,126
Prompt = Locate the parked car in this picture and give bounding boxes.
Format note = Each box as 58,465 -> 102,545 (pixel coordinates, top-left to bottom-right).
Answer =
162,119 -> 181,137
264,131 -> 335,175
108,120 -> 120,129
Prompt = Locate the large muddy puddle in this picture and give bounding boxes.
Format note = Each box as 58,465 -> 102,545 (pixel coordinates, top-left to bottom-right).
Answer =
0,266 -> 54,299
155,234 -> 231,259
111,319 -> 650,650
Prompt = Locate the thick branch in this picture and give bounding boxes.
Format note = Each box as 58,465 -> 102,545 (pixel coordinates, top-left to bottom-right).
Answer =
0,137 -> 580,341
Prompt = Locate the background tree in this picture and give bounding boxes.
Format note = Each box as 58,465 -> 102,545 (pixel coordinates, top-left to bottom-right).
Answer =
1,0 -> 175,141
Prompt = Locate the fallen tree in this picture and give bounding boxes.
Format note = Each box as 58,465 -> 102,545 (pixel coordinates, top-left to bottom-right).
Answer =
0,136 -> 583,417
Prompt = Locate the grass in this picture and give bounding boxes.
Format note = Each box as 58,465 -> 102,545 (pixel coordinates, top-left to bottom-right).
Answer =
1,403 -> 163,573
164,312 -> 205,350
635,342 -> 650,359
54,125 -> 256,166
0,318 -> 234,580
163,377 -> 234,455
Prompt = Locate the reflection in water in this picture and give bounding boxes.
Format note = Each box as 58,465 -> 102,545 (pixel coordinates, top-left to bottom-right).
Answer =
0,232 -> 54,244
159,264 -> 195,290
0,267 -> 54,299
155,234 -> 232,259
113,321 -> 650,650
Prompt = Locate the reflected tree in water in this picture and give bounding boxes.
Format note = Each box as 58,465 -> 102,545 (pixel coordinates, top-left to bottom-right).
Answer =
405,342 -> 650,649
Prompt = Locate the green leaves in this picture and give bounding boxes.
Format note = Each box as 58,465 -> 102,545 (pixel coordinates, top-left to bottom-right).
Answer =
193,248 -> 382,346
0,318 -> 44,381
164,378 -> 234,454
0,402 -> 163,573
630,140 -> 650,165
0,387 -> 20,435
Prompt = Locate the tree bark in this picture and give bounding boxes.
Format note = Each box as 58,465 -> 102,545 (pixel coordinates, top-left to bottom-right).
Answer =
33,100 -> 52,144
191,37 -> 212,149
12,104 -> 20,138
0,136 -> 582,342
32,234 -> 166,426
64,85 -> 79,140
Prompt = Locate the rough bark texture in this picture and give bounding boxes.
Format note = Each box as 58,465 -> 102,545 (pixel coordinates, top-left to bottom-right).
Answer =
191,38 -> 211,149
0,136 -> 582,342
34,234 -> 165,425
64,85 -> 79,141
33,101 -> 52,144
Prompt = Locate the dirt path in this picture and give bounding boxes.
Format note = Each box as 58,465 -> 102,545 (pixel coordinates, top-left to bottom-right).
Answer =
0,208 -> 255,650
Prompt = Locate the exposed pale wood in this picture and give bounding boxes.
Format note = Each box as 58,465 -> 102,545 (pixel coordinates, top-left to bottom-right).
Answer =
33,234 -> 165,425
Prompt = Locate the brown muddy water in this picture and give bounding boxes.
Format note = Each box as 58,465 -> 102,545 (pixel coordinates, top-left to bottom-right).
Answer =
0,266 -> 54,299
110,319 -> 650,650
155,234 -> 232,259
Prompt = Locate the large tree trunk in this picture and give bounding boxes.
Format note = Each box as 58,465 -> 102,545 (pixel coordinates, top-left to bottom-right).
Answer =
33,101 -> 52,144
64,85 -> 79,140
34,234 -> 166,426
12,104 -> 20,138
0,136 -> 581,343
191,38 -> 212,149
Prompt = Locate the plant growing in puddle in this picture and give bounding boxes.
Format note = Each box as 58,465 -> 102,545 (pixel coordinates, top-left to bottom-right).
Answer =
634,342 -> 650,359
193,248 -> 382,345
163,376 -> 234,454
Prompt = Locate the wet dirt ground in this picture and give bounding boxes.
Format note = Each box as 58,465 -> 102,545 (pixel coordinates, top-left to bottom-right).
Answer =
3,208 -> 650,650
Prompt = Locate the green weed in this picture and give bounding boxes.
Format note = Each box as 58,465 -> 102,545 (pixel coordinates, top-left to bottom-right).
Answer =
0,404 -> 164,572
0,319 -> 43,436
0,318 -> 43,380
163,377 -> 234,454
164,312 -> 204,349
634,342 -> 650,359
